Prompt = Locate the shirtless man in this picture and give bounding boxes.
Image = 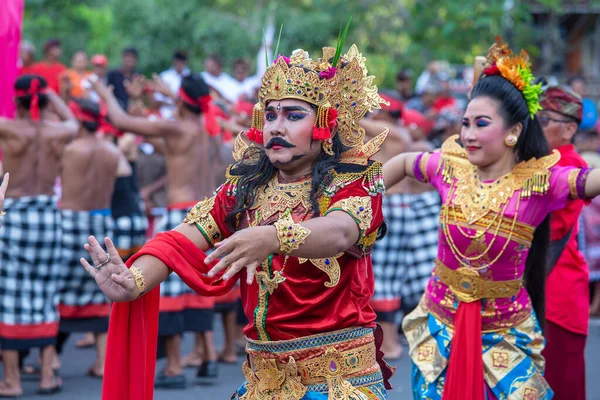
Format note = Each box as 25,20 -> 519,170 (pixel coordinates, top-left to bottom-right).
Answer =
91,73 -> 218,388
56,98 -> 124,378
0,75 -> 77,396
360,95 -> 440,361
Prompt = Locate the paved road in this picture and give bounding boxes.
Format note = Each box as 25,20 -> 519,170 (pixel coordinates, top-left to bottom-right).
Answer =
10,318 -> 600,399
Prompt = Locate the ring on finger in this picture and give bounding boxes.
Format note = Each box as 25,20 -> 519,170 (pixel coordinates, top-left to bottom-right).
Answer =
94,252 -> 111,270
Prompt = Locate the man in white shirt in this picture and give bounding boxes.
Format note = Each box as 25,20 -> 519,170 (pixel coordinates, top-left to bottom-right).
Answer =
200,54 -> 241,104
155,50 -> 191,119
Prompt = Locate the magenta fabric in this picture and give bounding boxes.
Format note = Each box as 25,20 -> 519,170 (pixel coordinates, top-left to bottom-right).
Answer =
421,150 -> 581,331
0,0 -> 23,119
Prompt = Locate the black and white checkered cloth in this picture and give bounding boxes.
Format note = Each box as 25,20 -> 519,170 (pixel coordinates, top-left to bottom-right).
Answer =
157,208 -> 192,298
113,213 -> 148,260
59,209 -> 114,308
0,196 -> 61,327
372,192 -> 440,311
400,191 -> 440,309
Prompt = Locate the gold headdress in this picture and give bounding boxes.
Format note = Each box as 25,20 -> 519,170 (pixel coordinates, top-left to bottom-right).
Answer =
477,36 -> 543,117
246,45 -> 389,165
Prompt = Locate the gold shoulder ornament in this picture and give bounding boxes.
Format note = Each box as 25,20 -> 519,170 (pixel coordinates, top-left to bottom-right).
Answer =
439,135 -> 560,225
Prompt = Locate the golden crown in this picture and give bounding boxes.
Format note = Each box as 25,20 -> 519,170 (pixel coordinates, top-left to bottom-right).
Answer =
247,44 -> 389,164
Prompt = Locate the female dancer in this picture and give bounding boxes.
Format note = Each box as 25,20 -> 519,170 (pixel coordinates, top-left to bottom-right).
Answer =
384,38 -> 600,400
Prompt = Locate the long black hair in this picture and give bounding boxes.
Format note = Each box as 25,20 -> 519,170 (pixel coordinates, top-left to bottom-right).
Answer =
224,121 -> 387,241
225,130 -> 345,232
470,75 -> 550,329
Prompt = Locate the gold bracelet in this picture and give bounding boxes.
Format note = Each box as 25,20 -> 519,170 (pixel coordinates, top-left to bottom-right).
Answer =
274,210 -> 311,255
130,266 -> 146,298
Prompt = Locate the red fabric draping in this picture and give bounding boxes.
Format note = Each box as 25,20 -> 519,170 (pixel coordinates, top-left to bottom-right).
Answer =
0,0 -> 23,119
442,300 -> 485,400
102,231 -> 236,400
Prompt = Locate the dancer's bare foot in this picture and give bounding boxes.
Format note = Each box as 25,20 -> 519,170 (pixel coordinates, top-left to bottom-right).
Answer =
38,376 -> 62,395
181,352 -> 203,368
0,381 -> 23,397
76,333 -> 96,349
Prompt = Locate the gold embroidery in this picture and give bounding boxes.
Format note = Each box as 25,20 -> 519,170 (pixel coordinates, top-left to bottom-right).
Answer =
183,197 -> 221,246
298,254 -> 343,287
446,205 -> 534,245
324,161 -> 385,198
326,196 -> 373,235
523,387 -> 539,400
419,152 -> 431,183
275,209 -> 311,255
440,135 -> 560,224
434,259 -> 522,302
319,196 -> 332,215
256,270 -> 286,296
491,351 -> 510,369
417,344 -> 435,362
251,175 -> 313,222
359,230 -> 378,249
568,169 -> 580,200
241,356 -> 306,400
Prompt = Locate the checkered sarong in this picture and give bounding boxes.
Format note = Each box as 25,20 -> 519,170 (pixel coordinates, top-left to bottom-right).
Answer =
372,192 -> 440,311
400,191 -> 440,309
0,196 -> 61,328
59,209 -> 114,308
113,213 -> 148,260
157,208 -> 192,298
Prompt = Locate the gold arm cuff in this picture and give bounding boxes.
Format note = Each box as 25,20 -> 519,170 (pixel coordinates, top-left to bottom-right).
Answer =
130,266 -> 146,298
434,259 -> 522,302
274,210 -> 311,255
568,168 -> 580,200
325,196 -> 373,237
183,197 -> 222,246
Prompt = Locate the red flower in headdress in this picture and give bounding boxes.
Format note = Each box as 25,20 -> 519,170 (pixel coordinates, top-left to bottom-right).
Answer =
319,66 -> 337,80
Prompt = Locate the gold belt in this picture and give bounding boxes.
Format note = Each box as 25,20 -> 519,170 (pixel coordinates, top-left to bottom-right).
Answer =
242,341 -> 378,399
434,259 -> 522,302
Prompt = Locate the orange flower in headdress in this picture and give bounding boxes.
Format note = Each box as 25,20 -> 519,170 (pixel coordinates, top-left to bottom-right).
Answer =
483,36 -> 543,117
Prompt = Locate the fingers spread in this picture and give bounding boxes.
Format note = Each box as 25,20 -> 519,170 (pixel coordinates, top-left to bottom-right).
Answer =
105,237 -> 122,262
80,258 -> 97,278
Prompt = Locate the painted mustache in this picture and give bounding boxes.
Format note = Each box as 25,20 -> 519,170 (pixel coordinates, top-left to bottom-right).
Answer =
265,137 -> 296,149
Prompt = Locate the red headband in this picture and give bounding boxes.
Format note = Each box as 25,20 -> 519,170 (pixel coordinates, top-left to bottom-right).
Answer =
178,88 -> 211,113
69,101 -> 123,137
15,78 -> 48,121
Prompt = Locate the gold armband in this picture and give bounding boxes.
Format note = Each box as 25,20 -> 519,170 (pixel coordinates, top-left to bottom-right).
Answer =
274,210 -> 311,255
130,266 -> 146,298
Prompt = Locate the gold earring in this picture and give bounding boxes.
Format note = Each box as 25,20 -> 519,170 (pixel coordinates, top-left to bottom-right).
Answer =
505,134 -> 517,147
322,139 -> 334,156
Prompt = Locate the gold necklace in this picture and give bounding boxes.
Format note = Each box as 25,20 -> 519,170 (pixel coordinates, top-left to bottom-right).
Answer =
442,181 -> 522,270
251,174 -> 313,223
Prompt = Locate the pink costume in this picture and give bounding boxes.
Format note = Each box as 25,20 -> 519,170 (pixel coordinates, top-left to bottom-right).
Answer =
403,135 -> 591,400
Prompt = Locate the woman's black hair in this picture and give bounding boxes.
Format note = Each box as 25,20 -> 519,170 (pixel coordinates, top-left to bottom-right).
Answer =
470,75 -> 550,329
14,75 -> 49,110
180,74 -> 210,115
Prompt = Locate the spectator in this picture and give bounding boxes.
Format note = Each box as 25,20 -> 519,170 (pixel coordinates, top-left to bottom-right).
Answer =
155,50 -> 190,119
107,47 -> 139,109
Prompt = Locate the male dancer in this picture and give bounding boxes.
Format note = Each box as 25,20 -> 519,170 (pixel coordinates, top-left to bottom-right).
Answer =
0,75 -> 77,396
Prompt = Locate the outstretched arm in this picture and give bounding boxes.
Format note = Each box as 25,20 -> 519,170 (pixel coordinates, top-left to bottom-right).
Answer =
80,222 -> 210,302
383,152 -> 422,189
585,169 -> 600,199
90,75 -> 179,137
